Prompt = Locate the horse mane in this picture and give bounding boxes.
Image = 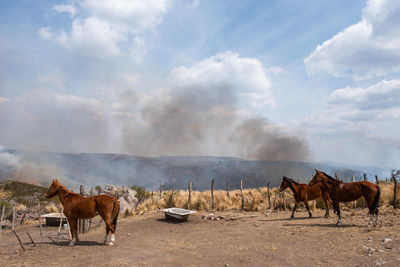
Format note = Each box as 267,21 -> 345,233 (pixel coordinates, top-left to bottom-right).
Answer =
320,171 -> 336,182
283,176 -> 299,185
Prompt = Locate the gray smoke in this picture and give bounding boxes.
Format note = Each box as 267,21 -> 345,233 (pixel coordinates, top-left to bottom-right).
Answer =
119,83 -> 309,162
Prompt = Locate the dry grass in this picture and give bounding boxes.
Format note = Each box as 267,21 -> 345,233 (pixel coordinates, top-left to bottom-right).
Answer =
136,183 -> 400,215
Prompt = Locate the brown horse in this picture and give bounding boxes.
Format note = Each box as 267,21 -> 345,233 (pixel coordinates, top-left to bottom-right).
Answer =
309,170 -> 380,226
46,179 -> 120,246
279,176 -> 332,219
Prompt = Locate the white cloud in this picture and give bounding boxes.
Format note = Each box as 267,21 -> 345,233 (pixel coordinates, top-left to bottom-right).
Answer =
304,0 -> 400,80
169,51 -> 275,111
43,0 -> 172,61
58,17 -> 125,58
37,27 -> 53,39
53,4 -> 77,18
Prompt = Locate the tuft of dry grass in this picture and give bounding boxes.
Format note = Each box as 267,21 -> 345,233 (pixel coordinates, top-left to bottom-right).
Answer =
136,182 -> 400,215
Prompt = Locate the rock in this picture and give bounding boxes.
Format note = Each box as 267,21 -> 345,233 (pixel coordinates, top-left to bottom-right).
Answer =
104,185 -> 138,214
383,238 -> 392,244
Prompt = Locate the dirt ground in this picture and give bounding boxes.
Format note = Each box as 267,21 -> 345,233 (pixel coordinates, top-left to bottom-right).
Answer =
1,207 -> 399,267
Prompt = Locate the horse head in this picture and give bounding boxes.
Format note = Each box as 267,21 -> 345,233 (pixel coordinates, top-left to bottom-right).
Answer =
46,179 -> 62,199
279,176 -> 290,192
309,169 -> 322,186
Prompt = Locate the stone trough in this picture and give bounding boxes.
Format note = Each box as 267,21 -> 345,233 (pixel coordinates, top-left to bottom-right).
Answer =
41,213 -> 67,227
161,208 -> 197,221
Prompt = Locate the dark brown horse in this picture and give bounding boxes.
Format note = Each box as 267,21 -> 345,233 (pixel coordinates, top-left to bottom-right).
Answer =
46,179 -> 120,246
279,176 -> 332,219
309,170 -> 380,226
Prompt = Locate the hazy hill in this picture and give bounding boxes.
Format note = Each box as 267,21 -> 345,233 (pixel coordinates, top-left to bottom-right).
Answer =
0,149 -> 390,191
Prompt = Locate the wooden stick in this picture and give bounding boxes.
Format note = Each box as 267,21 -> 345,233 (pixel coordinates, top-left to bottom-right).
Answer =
211,178 -> 215,210
335,173 -> 339,180
12,202 -> 16,231
392,174 -> 397,209
187,182 -> 192,209
282,191 -> 286,211
0,204 -> 5,234
363,173 -> 367,181
226,180 -> 230,199
19,209 -> 27,226
228,215 -> 258,221
267,182 -> 271,210
375,175 -> 379,185
66,218 -> 72,240
151,191 -> 154,206
37,200 -> 43,244
86,187 -> 94,233
27,232 -> 36,247
12,229 -> 25,251
56,207 -> 64,244
240,179 -> 244,210
351,175 -> 356,209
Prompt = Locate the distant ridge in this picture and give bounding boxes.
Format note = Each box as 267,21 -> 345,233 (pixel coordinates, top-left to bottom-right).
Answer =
0,149 -> 390,191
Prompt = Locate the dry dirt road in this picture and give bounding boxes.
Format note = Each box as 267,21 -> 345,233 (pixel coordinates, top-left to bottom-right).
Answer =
1,208 -> 399,266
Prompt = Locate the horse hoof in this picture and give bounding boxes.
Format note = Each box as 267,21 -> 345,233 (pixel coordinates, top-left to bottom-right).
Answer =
336,221 -> 341,226
309,214 -> 312,218
324,214 -> 329,218
107,242 -> 114,246
290,216 -> 294,220
69,241 -> 76,246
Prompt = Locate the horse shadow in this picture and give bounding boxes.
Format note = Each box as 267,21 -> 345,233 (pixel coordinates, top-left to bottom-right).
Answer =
281,223 -> 360,228
258,216 -> 323,222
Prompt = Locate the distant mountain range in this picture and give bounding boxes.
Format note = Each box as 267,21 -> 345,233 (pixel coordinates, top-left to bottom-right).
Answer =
0,149 -> 391,191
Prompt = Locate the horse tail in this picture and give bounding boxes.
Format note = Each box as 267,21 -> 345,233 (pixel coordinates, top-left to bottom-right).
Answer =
370,185 -> 380,214
112,197 -> 120,229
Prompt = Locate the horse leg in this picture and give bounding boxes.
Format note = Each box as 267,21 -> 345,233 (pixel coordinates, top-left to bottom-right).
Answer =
104,223 -> 110,244
374,209 -> 379,227
104,218 -> 115,246
334,202 -> 341,226
74,218 -> 79,243
290,202 -> 298,219
323,197 -> 329,218
67,217 -> 76,246
304,201 -> 312,218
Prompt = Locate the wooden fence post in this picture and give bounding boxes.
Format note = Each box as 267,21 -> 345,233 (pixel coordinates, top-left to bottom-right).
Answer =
282,191 -> 286,211
37,200 -> 43,244
226,180 -> 230,199
0,204 -> 5,234
335,173 -> 339,180
56,207 -> 63,244
267,182 -> 271,210
363,173 -> 367,181
392,174 -> 397,209
151,191 -> 154,206
170,187 -> 174,208
159,181 -> 162,199
375,175 -> 379,185
211,178 -> 215,210
79,185 -> 85,234
351,175 -> 356,209
187,182 -> 192,209
240,179 -> 244,210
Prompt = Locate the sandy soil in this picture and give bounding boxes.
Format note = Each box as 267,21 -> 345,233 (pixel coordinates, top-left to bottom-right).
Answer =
1,207 -> 399,267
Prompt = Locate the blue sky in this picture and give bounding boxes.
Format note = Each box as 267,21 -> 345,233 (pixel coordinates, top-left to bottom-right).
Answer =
0,0 -> 399,167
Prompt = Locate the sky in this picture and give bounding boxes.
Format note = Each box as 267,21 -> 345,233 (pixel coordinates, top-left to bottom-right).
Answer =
0,0 -> 399,168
